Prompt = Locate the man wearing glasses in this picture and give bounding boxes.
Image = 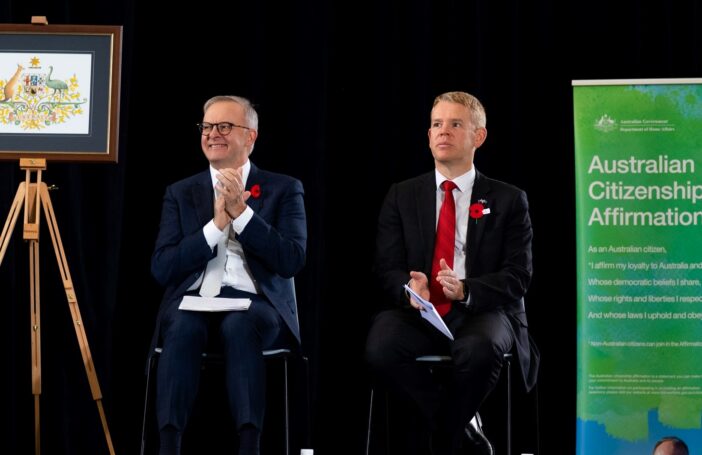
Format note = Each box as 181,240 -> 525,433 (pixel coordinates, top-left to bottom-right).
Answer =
150,96 -> 307,455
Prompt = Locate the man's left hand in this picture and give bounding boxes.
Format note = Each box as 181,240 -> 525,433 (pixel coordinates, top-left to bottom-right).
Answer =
216,167 -> 251,218
436,258 -> 465,301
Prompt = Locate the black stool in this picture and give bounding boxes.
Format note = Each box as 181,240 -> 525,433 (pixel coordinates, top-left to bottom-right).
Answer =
365,352 -> 513,455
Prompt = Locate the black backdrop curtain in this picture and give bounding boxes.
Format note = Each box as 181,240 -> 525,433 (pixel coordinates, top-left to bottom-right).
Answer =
2,1 -> 702,454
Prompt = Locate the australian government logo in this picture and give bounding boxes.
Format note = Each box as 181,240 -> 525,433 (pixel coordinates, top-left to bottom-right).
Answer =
594,113 -> 675,133
0,56 -> 87,130
594,114 -> 617,132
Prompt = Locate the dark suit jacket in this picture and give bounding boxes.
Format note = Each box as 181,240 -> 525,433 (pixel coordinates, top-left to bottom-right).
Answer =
150,162 -> 307,347
374,170 -> 539,391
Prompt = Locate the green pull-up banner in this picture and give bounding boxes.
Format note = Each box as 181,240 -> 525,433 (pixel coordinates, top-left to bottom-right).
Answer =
574,79 -> 702,454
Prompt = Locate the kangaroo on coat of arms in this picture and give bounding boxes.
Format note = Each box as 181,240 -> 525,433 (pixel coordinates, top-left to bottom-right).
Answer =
1,64 -> 24,102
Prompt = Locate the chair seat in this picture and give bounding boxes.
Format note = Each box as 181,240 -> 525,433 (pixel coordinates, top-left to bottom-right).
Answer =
415,355 -> 452,363
416,353 -> 512,363
153,346 -> 292,358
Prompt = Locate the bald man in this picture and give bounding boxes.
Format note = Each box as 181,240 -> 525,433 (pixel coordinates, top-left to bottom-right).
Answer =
653,436 -> 689,455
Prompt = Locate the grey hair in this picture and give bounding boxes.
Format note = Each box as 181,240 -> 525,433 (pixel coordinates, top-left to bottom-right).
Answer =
203,95 -> 259,130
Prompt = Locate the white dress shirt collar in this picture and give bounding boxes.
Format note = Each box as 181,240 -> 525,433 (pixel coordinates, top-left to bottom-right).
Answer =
434,166 -> 476,192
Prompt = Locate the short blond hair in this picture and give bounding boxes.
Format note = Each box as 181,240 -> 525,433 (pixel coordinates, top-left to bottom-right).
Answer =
432,91 -> 486,128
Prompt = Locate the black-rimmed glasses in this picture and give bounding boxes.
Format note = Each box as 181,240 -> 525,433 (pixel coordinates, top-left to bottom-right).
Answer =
197,122 -> 250,136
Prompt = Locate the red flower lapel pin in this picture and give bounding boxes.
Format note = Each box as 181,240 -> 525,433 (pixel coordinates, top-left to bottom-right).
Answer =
250,184 -> 262,199
469,198 -> 490,223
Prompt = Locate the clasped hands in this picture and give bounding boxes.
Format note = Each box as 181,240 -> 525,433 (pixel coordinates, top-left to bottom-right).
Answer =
213,167 -> 250,230
408,259 -> 464,310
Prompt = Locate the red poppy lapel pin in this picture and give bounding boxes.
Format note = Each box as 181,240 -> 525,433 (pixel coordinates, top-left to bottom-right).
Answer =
250,184 -> 262,199
469,198 -> 490,223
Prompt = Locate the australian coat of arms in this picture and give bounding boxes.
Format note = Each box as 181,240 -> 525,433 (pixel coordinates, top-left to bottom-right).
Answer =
0,56 -> 87,130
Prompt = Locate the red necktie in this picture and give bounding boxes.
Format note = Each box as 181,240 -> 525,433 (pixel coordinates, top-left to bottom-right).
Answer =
430,180 -> 457,317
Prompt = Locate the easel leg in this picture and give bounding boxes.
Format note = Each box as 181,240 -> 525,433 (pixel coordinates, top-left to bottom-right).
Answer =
0,180 -> 43,455
30,239 -> 41,455
39,184 -> 116,455
0,182 -> 26,264
26,168 -> 42,455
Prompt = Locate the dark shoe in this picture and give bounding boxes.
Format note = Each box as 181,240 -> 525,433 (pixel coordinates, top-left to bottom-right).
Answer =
461,420 -> 494,455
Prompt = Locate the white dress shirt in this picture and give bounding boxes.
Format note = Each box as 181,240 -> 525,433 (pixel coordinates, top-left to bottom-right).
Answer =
434,167 -> 476,281
190,160 -> 259,294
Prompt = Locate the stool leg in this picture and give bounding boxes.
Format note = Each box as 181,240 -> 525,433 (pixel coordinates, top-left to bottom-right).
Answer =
364,389 -> 390,455
506,358 -> 511,455
383,392 -> 390,455
365,388 -> 374,455
284,356 -> 290,455
304,356 -> 311,449
140,353 -> 156,455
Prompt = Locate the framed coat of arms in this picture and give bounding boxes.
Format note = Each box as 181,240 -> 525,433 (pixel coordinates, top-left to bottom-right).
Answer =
0,24 -> 122,162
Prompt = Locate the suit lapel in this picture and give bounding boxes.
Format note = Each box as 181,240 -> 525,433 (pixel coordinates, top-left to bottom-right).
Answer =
246,163 -> 263,212
467,171 -> 491,276
417,172 -> 437,273
192,171 -> 214,226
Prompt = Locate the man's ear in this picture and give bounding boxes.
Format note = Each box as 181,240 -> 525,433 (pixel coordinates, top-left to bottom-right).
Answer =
247,129 -> 258,147
474,127 -> 487,148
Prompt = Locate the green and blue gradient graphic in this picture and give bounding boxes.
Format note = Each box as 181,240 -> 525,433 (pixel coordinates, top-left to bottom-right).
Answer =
575,81 -> 702,454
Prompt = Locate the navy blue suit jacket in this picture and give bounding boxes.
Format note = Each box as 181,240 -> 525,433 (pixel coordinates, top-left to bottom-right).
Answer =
374,170 -> 539,390
151,162 -> 307,346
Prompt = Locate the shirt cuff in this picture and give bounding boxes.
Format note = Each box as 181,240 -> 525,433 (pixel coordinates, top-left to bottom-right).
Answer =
404,279 -> 412,300
457,280 -> 471,307
231,205 -> 254,234
203,220 -> 225,249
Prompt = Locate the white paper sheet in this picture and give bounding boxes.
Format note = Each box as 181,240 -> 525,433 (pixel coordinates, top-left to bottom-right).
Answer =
403,284 -> 454,340
178,295 -> 251,312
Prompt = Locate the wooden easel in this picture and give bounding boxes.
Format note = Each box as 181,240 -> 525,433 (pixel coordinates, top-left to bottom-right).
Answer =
0,159 -> 115,455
